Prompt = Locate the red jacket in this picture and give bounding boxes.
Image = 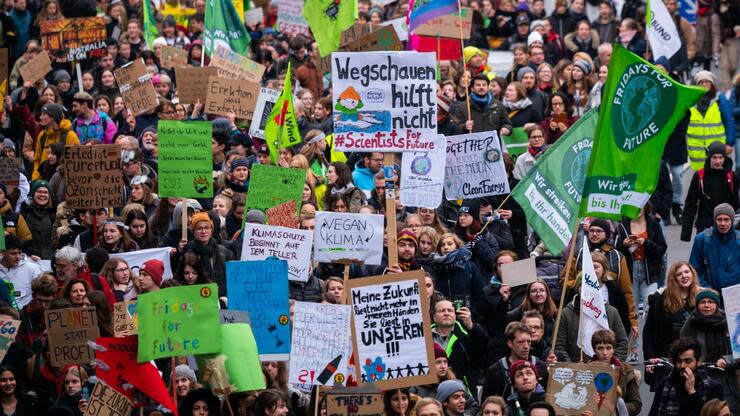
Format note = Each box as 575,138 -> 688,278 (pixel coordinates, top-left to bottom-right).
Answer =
56,266 -> 116,308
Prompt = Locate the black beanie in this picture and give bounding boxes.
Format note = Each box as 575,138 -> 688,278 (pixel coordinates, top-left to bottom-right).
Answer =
589,218 -> 611,239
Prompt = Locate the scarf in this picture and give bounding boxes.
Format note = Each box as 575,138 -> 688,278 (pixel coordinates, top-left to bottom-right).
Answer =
399,257 -> 418,271
331,183 -> 356,196
528,144 -> 547,156
190,238 -> 219,280
657,373 -> 682,416
683,309 -> 729,361
619,29 -> 636,46
470,92 -> 493,107
503,97 -> 532,110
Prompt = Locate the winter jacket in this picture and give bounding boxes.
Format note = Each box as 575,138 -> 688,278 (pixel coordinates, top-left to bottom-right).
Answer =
0,199 -> 21,236
32,119 -> 80,181
0,254 -> 42,308
473,284 -> 511,365
727,87 -> 740,144
648,370 -> 723,416
554,296 -> 628,362
432,321 -> 489,394
689,226 -> 740,291
180,239 -> 234,297
662,111 -> 689,167
507,103 -> 542,127
681,158 -> 739,241
481,356 -> 549,401
563,30 -> 600,58
592,17 -> 619,43
295,60 -> 323,100
428,248 -> 487,310
451,95 -> 512,137
615,215 -> 668,285
17,201 -> 55,259
505,384 -> 546,416
351,161 -> 377,193
72,110 -> 117,144
642,289 -> 693,365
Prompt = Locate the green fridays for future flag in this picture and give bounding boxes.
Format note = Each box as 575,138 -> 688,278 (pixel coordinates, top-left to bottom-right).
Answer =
511,109 -> 597,255
579,45 -> 705,220
203,0 -> 251,56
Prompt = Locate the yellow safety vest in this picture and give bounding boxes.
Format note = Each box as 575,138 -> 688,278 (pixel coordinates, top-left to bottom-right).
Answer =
687,102 -> 725,170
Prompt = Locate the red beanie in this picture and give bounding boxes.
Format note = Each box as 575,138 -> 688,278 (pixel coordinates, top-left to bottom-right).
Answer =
140,259 -> 164,287
508,359 -> 539,381
434,343 -> 447,360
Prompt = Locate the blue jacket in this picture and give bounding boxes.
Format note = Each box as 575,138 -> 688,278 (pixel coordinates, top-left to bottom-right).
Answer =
351,161 -> 376,192
689,227 -> 740,290
717,93 -> 736,146
725,87 -> 740,142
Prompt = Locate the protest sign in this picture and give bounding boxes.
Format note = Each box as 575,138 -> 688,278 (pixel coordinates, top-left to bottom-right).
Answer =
444,131 -> 510,200
200,323 -> 266,393
546,362 -> 619,416
110,247 -> 173,279
241,223 -> 313,282
245,164 -> 304,217
211,44 -> 265,83
266,200 -> 299,228
158,121 -> 213,198
62,145 -> 123,208
160,45 -> 188,69
18,50 -> 51,84
0,157 -> 21,187
400,134 -> 446,208
314,211 -> 384,265
502,127 -> 529,157
276,0 -> 310,35
45,307 -> 99,366
347,271 -> 436,389
226,260 -> 291,360
245,7 -> 264,26
175,66 -> 218,104
326,385 -> 383,416
219,310 -> 250,324
500,258 -> 538,287
114,60 -> 157,116
205,76 -> 260,119
0,318 -> 19,362
113,301 -> 137,337
721,284 -> 740,359
341,25 -> 403,53
408,35 -> 462,60
317,23 -> 378,73
289,302 -> 352,387
40,17 -> 107,62
383,17 -> 408,41
83,381 -> 133,416
332,51 -> 437,152
413,7 -> 473,38
136,284 -> 221,362
248,87 -> 280,139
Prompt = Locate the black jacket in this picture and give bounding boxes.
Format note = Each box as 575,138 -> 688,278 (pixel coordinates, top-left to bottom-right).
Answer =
681,158 -> 739,241
615,214 -> 668,285
432,321 -> 489,394
473,284 -> 510,366
481,356 -> 549,400
508,104 -> 542,128
648,371 -> 723,416
451,96 -> 512,137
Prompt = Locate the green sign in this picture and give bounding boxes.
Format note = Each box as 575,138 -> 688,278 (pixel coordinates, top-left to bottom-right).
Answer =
244,164 -> 304,219
136,284 -> 221,362
199,323 -> 266,393
158,121 -> 213,198
579,45 -> 705,219
511,110 -> 597,255
503,127 -> 529,157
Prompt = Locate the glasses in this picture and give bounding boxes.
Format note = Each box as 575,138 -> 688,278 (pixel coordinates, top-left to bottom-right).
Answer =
529,134 -> 545,139
589,229 -> 605,234
194,226 -> 211,232
530,288 -> 546,294
371,158 -> 384,163
114,268 -> 129,273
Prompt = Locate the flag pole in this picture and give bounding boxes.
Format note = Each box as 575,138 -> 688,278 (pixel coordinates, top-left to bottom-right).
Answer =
456,0 -> 472,132
549,219 -> 580,359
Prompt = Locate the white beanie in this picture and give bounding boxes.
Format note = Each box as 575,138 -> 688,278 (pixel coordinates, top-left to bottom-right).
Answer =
527,31 -> 544,46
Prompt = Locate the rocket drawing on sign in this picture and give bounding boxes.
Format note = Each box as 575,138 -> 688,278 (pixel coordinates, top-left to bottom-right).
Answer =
317,355 -> 342,384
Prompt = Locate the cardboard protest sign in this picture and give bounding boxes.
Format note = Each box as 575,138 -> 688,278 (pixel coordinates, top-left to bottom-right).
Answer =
113,301 -> 137,337
248,87 -> 280,139
62,145 -> 123,208
114,60 -> 157,116
317,23 -> 377,73
19,50 -> 51,84
343,25 -> 403,53
245,7 -> 264,26
289,302 -> 352,387
226,260 -> 291,360
314,211 -> 384,265
332,51 -> 437,152
158,121 -> 213,198
400,134 -> 446,208
413,7 -> 473,39
175,66 -> 218,104
266,200 -> 299,228
110,247 -> 173,279
444,131 -> 510,200
245,164 -> 304,217
211,44 -> 265,83
40,17 -> 107,62
546,362 -> 619,416
0,157 -> 21,187
326,385 -> 383,416
383,17 -> 409,42
500,258 -> 538,287
219,310 -> 250,324
83,381 -> 133,416
241,223 -> 313,282
721,283 -> 740,358
160,45 -> 188,69
45,307 -> 99,366
136,284 -> 221,362
0,318 -> 20,362
276,0 -> 310,35
199,323 -> 266,393
205,76 -> 260,119
347,271 -> 436,389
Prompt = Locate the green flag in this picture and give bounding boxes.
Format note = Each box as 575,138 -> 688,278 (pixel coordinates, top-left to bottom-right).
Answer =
203,0 -> 251,56
198,324 -> 266,392
502,127 -> 530,157
264,62 -> 302,164
511,109 -> 598,255
579,45 -> 705,219
142,0 -> 159,48
302,0 -> 357,57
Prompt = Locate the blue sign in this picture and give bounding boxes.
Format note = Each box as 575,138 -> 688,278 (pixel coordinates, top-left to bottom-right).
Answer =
679,0 -> 696,24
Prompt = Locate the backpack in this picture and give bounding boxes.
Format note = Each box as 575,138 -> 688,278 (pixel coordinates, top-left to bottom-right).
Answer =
38,129 -> 68,153
697,168 -> 734,194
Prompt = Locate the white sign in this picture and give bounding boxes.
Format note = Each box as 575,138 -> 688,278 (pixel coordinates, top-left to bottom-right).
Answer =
289,302 -> 352,387
245,7 -> 264,27
249,88 -> 280,139
444,131 -> 510,200
110,247 -> 173,279
383,17 -> 408,41
578,244 -> 610,357
401,134 -> 446,208
721,284 -> 740,359
331,51 -> 437,152
314,212 -> 384,265
241,223 -> 313,282
276,0 -> 310,36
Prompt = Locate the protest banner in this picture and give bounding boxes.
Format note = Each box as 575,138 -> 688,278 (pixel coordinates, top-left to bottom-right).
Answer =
158,121 -> 213,198
211,44 -> 265,83
219,310 -> 250,324
326,385 -> 383,416
175,66 -> 218,104
721,284 -> 740,358
18,50 -> 51,84
199,323 -> 266,393
276,0 -> 310,35
347,270 -> 436,389
266,200 -> 299,228
408,35 -> 462,60
160,45 -> 188,69
245,164 -> 304,217
444,131 -> 510,200
502,127 -> 529,157
205,75 -> 260,119
45,307 -> 99,366
289,302 -> 352,387
245,7 -> 264,26
0,318 -> 19,362
546,362 -> 619,416
314,211 -> 384,265
83,381 -> 133,416
136,284 -> 221,362
114,59 -> 158,116
62,145 -> 123,208
113,301 -> 137,337
500,258 -> 538,287
40,17 -> 107,62
110,247 -> 173,279
0,157 -> 21,187
413,7 -> 473,39
331,51 -> 437,152
241,223 -> 313,282
226,260 -> 291,360
400,134 -> 446,208
341,25 -> 403,53
248,87 -> 280,139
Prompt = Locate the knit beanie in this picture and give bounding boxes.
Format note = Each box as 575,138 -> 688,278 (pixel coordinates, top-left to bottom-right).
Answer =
175,365 -> 197,383
463,46 -> 482,64
140,259 -> 164,287
694,70 -> 715,86
713,203 -> 734,221
437,94 -> 451,115
434,343 -> 447,360
458,200 -> 481,223
53,69 -> 72,84
527,31 -> 543,46
191,211 -> 213,230
588,218 -> 611,239
41,103 -> 65,124
30,180 -> 50,196
573,60 -> 592,76
397,229 -> 418,248
508,359 -> 539,381
230,157 -> 250,171
246,209 -> 266,224
436,380 -> 466,402
695,289 -> 720,305
517,66 -> 535,81
706,141 -> 725,159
